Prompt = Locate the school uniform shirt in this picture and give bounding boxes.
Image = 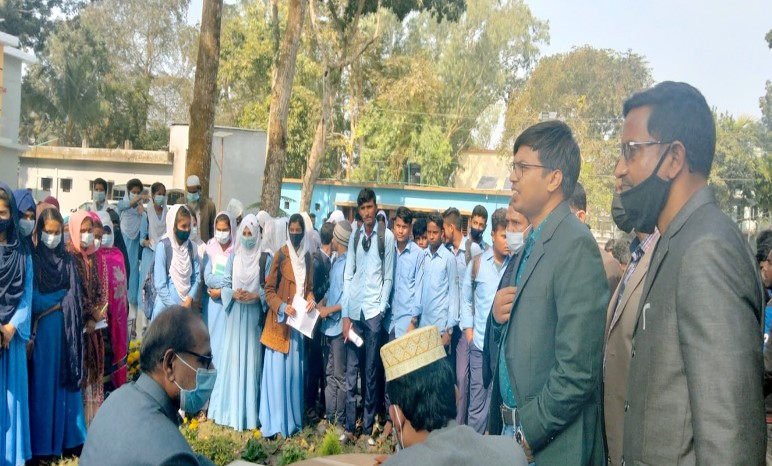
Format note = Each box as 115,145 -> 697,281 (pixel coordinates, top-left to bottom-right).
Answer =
341,222 -> 395,321
389,241 -> 424,337
460,248 -> 509,350
417,244 -> 458,334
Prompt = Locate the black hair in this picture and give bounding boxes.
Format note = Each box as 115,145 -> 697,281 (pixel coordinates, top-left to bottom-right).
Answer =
412,217 -> 427,238
139,305 -> 205,373
357,188 -> 377,207
320,222 -> 334,245
395,206 -> 414,225
36,207 -> 64,241
175,206 -> 192,231
426,213 -> 443,230
215,213 -> 231,227
151,182 -> 166,195
126,178 -> 143,193
513,120 -> 580,198
612,238 -> 632,266
757,230 -> 772,264
569,181 -> 587,212
441,207 -> 461,229
289,213 -> 306,233
471,205 -> 488,223
386,358 -> 456,432
491,207 -> 507,232
623,81 -> 715,177
93,178 -> 108,191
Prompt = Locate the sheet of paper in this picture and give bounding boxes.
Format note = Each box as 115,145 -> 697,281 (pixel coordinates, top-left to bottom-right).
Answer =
286,295 -> 319,339
83,319 -> 108,334
213,254 -> 228,276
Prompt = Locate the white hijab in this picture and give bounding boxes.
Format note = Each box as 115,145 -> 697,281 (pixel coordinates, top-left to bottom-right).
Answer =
147,203 -> 168,250
165,205 -> 193,301
300,212 -> 319,254
233,214 -> 261,294
285,216 -> 309,298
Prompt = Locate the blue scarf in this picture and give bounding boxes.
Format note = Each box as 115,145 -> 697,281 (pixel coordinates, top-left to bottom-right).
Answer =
33,207 -> 84,388
14,189 -> 36,252
0,182 -> 28,325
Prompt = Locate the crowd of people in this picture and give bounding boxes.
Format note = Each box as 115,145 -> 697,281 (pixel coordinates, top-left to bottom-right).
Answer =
1,79 -> 771,466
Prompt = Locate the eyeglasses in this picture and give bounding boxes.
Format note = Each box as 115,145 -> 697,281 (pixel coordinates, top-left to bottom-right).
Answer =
620,140 -> 671,161
180,349 -> 214,370
509,161 -> 555,179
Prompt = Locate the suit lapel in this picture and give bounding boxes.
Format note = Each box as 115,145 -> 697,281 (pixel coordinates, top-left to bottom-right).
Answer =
608,236 -> 658,335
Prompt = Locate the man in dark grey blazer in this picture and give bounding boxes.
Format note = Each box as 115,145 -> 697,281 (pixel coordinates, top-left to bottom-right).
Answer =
80,306 -> 216,466
616,81 -> 766,465
486,121 -> 609,465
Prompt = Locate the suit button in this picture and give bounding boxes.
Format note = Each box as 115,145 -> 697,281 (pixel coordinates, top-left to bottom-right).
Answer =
621,457 -> 625,466
624,401 -> 629,412
631,346 -> 635,358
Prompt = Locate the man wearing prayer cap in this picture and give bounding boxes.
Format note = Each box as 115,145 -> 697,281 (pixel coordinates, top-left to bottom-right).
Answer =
226,198 -> 244,225
184,175 -> 217,242
326,210 -> 345,225
377,326 -> 527,465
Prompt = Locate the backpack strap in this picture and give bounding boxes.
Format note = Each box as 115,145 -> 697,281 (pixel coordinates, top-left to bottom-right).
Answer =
377,226 -> 385,280
471,254 -> 481,316
464,237 -> 473,265
352,228 -> 361,276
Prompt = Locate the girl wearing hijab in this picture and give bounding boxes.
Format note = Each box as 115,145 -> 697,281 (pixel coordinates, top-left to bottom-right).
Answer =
28,207 -> 87,460
208,214 -> 265,431
261,213 -> 315,438
95,211 -> 129,389
139,183 -> 167,317
203,211 -> 236,368
0,182 -> 33,466
68,210 -> 106,425
116,178 -> 145,326
13,189 -> 36,250
151,205 -> 201,320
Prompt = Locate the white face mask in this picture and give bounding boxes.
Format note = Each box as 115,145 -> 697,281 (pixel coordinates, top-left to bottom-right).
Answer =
214,230 -> 230,245
391,405 -> 405,451
506,230 -> 525,254
41,232 -> 62,249
93,238 -> 101,251
102,233 -> 114,248
81,232 -> 94,250
19,219 -> 35,237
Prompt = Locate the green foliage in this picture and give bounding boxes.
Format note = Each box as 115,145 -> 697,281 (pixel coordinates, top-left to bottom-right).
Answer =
278,444 -> 308,466
241,438 -> 269,464
189,435 -> 239,466
0,0 -> 87,51
319,430 -> 343,456
711,114 -> 760,214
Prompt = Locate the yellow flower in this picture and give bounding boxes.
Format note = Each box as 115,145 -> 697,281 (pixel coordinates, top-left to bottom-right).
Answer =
252,429 -> 262,439
183,416 -> 189,424
189,419 -> 199,430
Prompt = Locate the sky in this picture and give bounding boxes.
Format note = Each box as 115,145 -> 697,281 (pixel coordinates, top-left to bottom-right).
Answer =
189,0 -> 772,119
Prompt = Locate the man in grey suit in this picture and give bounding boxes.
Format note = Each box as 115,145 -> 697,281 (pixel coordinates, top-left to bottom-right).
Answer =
487,121 -> 609,464
80,306 -> 217,466
616,81 -> 766,465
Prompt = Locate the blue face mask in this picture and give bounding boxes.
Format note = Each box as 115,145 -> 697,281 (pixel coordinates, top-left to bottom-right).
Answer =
240,235 -> 257,249
175,229 -> 190,243
18,219 -> 35,237
174,353 -> 217,414
154,195 -> 166,207
186,192 -> 200,204
0,217 -> 11,233
93,191 -> 106,203
129,192 -> 138,202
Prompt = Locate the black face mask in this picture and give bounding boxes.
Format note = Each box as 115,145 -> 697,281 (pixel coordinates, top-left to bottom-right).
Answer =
290,233 -> 303,248
0,217 -> 11,233
611,192 -> 635,234
175,229 -> 191,243
619,144 -> 673,234
469,227 -> 484,243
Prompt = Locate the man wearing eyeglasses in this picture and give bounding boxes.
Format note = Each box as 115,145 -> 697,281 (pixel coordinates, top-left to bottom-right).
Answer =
80,306 -> 216,466
617,82 -> 765,465
487,120 -> 609,464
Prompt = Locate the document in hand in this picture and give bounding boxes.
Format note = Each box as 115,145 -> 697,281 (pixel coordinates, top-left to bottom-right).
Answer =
287,294 -> 320,338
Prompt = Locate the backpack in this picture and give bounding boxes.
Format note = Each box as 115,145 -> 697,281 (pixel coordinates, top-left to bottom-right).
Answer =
470,254 -> 482,317
142,238 -> 195,319
352,226 -> 386,278
464,237 -> 489,265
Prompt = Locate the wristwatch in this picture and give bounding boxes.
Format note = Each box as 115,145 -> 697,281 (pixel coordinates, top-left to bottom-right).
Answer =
446,327 -> 454,336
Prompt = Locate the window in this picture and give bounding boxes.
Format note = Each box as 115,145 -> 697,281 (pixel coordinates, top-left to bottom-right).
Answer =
284,200 -> 290,210
41,177 -> 52,191
61,178 -> 73,193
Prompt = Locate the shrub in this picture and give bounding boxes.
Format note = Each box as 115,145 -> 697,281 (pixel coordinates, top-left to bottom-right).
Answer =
278,443 -> 307,466
241,438 -> 269,464
189,435 -> 239,466
319,430 -> 342,456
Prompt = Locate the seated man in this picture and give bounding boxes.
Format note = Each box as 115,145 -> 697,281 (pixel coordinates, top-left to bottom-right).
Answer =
80,306 -> 217,466
379,326 -> 527,465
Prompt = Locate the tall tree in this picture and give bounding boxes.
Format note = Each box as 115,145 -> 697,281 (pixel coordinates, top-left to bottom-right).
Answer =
260,0 -> 308,216
0,0 -> 86,51
187,0 -> 224,196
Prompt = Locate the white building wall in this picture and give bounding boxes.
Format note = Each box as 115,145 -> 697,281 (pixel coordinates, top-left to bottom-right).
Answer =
169,124 -> 267,211
18,158 -> 173,213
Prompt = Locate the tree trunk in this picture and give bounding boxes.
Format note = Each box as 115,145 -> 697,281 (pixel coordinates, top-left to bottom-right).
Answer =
300,67 -> 340,212
260,0 -> 308,216
186,0 -> 224,197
